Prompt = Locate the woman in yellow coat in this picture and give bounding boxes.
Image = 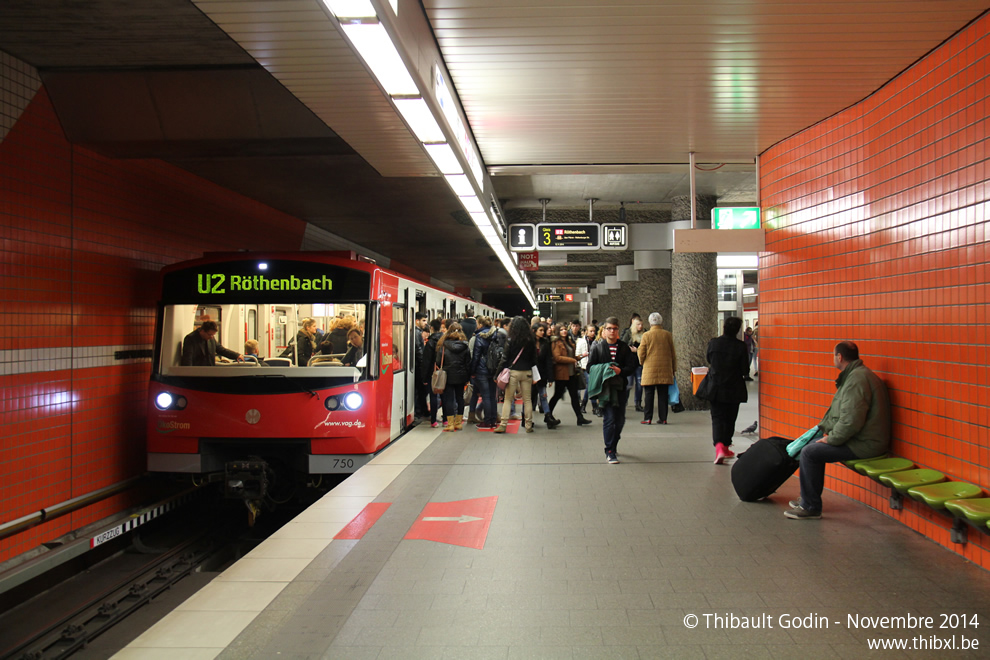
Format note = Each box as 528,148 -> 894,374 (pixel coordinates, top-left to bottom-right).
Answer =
637,312 -> 676,424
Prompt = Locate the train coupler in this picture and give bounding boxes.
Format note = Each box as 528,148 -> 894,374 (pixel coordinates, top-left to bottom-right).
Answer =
224,460 -> 269,501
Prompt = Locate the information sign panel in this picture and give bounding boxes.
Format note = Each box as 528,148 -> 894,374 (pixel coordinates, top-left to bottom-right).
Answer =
508,224 -> 537,251
712,207 -> 761,229
536,223 -> 600,251
537,294 -> 565,302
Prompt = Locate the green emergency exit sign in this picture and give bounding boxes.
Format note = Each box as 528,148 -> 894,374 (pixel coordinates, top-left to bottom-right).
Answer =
712,207 -> 760,229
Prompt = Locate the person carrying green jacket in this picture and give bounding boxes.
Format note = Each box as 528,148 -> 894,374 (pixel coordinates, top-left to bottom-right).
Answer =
786,341 -> 891,520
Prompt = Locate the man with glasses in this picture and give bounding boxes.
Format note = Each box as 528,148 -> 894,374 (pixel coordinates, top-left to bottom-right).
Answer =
587,317 -> 638,464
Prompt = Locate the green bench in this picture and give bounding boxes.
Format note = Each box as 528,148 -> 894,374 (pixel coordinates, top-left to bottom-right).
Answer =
841,457 -> 986,543
945,496 -> 990,543
846,457 -> 916,509
878,468 -> 946,510
907,482 -> 985,544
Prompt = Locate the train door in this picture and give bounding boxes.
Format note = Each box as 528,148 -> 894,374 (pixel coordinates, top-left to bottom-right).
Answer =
272,305 -> 293,360
392,297 -> 409,434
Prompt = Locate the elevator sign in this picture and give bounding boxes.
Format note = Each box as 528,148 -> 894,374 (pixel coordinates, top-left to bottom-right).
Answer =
601,223 -> 628,250
713,207 -> 761,229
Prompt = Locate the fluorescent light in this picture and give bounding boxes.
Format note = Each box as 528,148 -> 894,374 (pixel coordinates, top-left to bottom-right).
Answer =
339,23 -> 419,96
470,212 -> 493,229
445,174 -> 475,197
393,98 -> 445,143
423,143 -> 463,174
743,287 -> 756,295
716,254 -> 759,269
323,0 -> 377,18
459,195 -> 485,214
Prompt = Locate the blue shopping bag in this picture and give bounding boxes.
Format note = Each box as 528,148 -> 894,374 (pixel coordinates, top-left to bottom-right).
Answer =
786,426 -> 824,457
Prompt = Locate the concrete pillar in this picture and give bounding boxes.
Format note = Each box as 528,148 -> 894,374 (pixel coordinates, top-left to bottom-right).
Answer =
671,194 -> 718,410
631,250 -> 673,332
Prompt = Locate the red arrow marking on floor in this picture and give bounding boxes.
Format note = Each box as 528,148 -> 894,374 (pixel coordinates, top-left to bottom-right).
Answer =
404,496 -> 498,549
333,502 -> 391,540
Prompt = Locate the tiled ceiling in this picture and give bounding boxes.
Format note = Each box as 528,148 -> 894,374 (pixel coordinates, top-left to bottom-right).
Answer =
1,1 -> 987,300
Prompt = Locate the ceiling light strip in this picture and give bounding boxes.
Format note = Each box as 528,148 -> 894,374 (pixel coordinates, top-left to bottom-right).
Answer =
325,1 -> 534,307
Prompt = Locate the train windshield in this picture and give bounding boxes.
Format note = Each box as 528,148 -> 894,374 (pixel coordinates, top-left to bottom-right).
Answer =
157,302 -> 371,378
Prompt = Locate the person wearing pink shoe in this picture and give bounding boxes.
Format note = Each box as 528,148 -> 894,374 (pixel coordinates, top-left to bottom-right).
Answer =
705,317 -> 749,464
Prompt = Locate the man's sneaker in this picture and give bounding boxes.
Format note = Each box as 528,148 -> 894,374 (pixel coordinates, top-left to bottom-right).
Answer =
606,451 -> 619,464
788,499 -> 802,509
723,446 -> 735,458
784,506 -> 821,520
714,442 -> 728,464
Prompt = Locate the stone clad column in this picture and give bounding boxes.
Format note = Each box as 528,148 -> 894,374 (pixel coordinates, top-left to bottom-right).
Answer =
632,250 -> 672,332
671,195 -> 718,410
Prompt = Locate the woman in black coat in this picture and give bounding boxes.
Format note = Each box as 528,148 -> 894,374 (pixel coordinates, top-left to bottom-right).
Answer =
435,323 -> 472,431
532,322 -> 556,428
706,316 -> 750,464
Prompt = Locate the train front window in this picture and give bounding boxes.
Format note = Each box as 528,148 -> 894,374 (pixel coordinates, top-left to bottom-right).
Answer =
158,302 -> 370,377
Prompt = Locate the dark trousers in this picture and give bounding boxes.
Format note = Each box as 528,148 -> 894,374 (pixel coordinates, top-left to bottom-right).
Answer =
475,375 -> 497,425
709,400 -> 740,447
602,388 -> 630,454
429,390 -> 442,423
415,380 -> 429,417
642,384 -> 669,422
548,377 -> 581,418
442,383 -> 465,419
798,441 -> 858,512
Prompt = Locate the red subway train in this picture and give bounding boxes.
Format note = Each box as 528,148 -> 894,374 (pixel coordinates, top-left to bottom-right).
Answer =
147,251 -> 501,504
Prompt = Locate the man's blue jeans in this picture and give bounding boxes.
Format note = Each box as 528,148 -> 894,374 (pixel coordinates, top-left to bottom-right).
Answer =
475,375 -> 497,426
601,388 -> 630,454
798,441 -> 858,512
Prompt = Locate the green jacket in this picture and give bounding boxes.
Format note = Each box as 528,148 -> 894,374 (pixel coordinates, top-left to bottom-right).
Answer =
819,359 -> 891,458
587,362 -> 616,401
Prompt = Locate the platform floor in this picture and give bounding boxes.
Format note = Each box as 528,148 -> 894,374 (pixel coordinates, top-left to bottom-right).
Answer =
116,387 -> 990,659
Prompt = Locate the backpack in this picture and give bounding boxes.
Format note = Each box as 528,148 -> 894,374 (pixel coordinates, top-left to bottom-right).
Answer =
485,332 -> 506,373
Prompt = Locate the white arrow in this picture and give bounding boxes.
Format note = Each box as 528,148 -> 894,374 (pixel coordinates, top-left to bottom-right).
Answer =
421,515 -> 483,523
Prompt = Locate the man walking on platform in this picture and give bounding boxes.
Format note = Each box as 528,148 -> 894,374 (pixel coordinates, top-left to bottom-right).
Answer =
587,317 -> 637,464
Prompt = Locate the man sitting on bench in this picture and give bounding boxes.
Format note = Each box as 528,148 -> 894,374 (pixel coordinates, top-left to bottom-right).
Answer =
786,341 -> 891,520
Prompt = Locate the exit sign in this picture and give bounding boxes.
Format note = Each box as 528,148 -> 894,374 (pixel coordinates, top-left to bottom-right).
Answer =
712,207 -> 760,230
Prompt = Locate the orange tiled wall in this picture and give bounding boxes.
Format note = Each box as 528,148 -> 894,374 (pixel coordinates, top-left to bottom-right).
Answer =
760,16 -> 989,567
0,86 -> 308,562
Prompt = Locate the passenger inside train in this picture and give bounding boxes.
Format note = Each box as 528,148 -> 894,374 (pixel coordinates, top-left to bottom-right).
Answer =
162,303 -> 368,374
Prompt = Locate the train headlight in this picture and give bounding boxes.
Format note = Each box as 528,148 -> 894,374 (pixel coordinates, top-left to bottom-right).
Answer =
155,392 -> 174,410
342,392 -> 364,411
324,396 -> 340,411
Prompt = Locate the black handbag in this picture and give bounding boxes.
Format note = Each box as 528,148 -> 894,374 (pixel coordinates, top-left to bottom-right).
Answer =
695,371 -> 716,401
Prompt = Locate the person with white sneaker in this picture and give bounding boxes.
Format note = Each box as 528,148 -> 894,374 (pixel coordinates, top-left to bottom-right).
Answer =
786,342 -> 891,520
705,316 -> 749,464
587,317 -> 638,464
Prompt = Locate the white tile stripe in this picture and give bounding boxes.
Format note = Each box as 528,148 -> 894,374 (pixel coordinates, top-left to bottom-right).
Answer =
112,425 -> 442,658
0,345 -> 153,376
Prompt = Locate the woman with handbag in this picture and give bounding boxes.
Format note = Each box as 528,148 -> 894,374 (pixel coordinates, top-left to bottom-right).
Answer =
547,324 -> 592,427
493,317 -> 537,433
705,316 -> 750,463
434,323 -> 472,431
637,312 -> 676,425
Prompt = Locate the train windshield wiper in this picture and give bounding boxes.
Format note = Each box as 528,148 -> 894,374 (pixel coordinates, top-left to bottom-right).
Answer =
245,373 -> 320,399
